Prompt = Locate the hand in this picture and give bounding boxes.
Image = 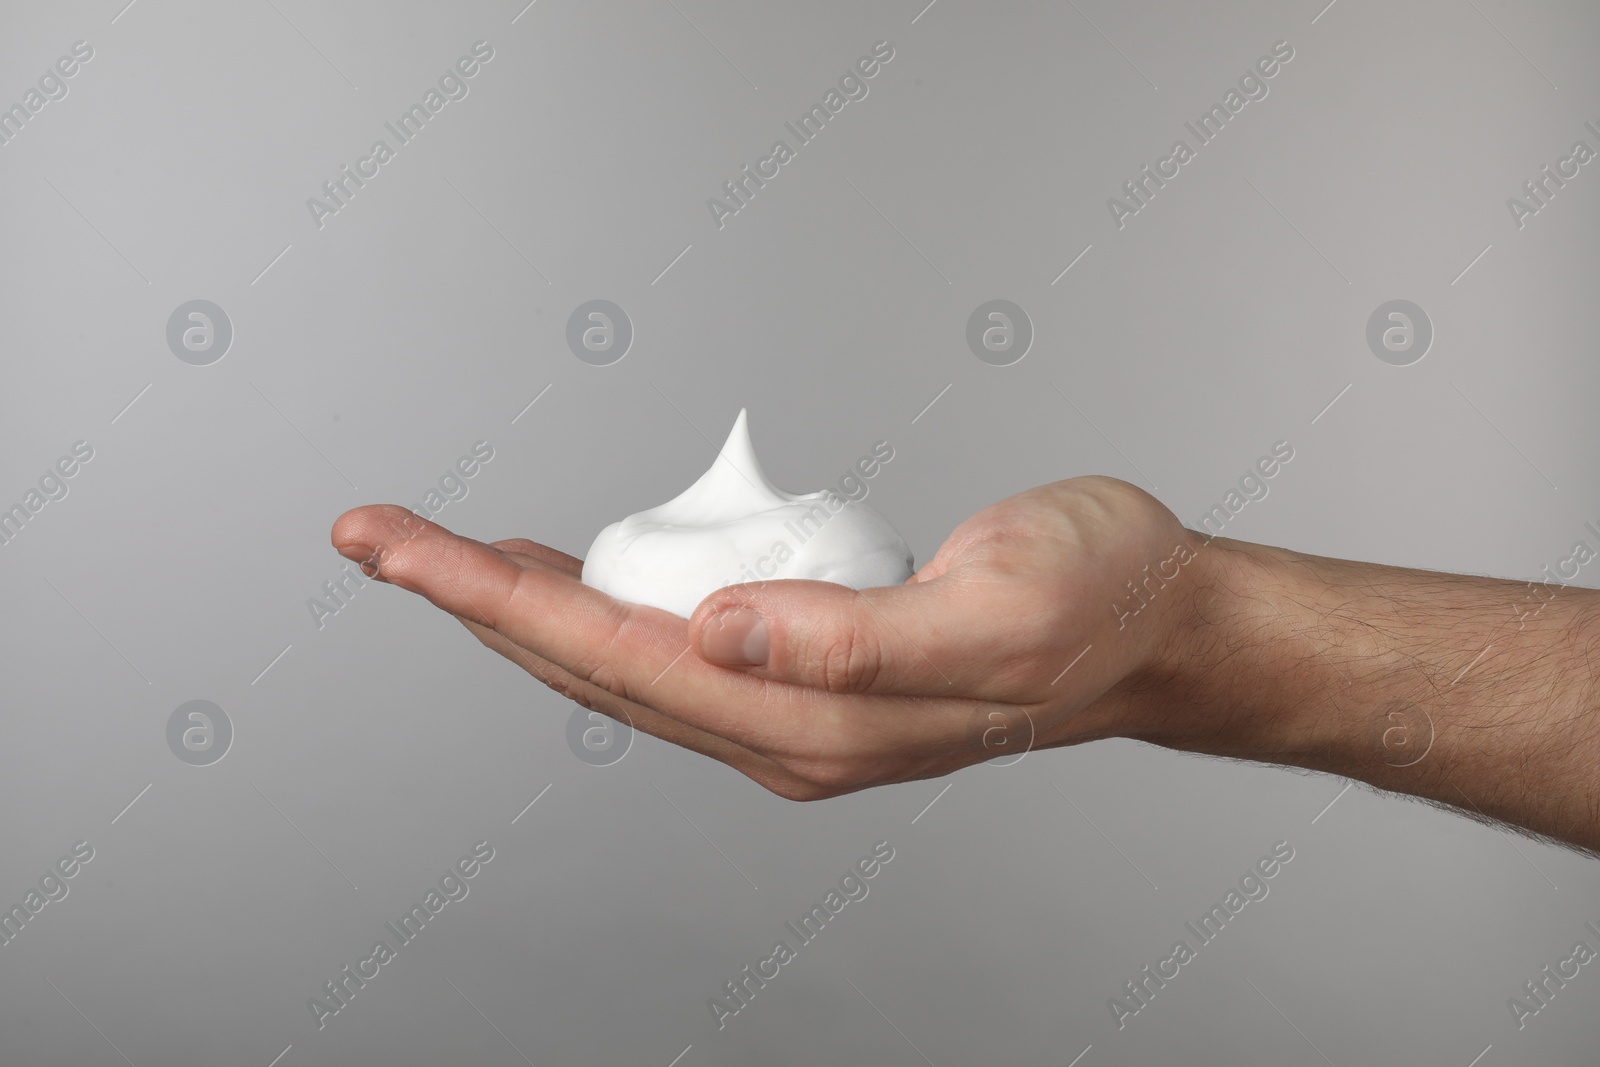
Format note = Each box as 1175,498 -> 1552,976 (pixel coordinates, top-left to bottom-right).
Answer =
330,476 -> 1205,800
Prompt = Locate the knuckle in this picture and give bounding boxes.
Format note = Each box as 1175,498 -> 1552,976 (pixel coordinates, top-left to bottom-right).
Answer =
547,672 -> 630,724
583,661 -> 626,699
492,538 -> 541,555
543,671 -> 576,701
538,667 -> 590,707
562,683 -> 601,713
564,601 -> 638,698
815,624 -> 880,693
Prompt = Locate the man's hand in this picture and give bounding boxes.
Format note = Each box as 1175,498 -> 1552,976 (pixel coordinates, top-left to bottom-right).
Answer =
330,477 -> 1205,800
332,476 -> 1600,854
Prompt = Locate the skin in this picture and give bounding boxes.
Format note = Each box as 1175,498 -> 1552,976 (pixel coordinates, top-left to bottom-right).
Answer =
331,476 -> 1600,853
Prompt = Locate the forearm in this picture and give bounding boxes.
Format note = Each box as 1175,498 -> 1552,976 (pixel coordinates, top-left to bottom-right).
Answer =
1133,535 -> 1600,852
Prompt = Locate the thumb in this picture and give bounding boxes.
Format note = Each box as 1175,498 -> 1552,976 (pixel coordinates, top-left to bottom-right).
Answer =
689,579 -> 968,696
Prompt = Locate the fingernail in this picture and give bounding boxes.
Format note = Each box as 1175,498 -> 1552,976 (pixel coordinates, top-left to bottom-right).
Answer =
337,542 -> 379,577
701,608 -> 769,666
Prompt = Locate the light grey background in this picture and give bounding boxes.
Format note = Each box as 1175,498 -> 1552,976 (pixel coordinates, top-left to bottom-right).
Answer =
2,0 -> 1598,1064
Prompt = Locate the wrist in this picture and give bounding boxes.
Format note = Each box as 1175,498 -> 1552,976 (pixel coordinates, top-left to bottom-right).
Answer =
1105,526 -> 1600,853
1117,533 -> 1331,762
